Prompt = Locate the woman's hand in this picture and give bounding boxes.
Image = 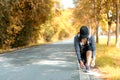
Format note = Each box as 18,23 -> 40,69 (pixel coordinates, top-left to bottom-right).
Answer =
91,58 -> 96,67
80,60 -> 85,68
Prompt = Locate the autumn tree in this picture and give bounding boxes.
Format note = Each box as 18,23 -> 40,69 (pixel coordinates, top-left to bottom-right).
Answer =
0,0 -> 53,48
102,0 -> 114,46
73,0 -> 94,34
73,0 -> 119,47
73,0 -> 102,41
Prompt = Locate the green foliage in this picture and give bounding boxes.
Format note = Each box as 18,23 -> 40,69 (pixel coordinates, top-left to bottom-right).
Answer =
58,29 -> 70,40
41,21 -> 55,42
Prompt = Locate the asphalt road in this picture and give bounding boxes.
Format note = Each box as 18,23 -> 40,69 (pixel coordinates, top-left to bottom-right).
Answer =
0,38 -> 81,80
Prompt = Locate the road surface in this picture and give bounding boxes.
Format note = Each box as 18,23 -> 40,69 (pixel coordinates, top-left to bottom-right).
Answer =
0,38 -> 101,80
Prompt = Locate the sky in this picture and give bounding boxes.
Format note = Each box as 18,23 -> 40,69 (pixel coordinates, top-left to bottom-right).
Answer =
60,0 -> 75,9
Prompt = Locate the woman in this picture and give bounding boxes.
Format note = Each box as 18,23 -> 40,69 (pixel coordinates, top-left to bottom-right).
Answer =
74,26 -> 96,72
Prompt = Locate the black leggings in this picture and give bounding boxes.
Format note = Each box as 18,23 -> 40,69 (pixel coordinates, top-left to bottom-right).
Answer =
80,45 -> 92,64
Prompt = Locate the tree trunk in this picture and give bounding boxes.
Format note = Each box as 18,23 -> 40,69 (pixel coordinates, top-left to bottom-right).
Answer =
116,0 -> 119,48
96,22 -> 99,43
107,22 -> 112,46
88,19 -> 92,35
94,0 -> 99,43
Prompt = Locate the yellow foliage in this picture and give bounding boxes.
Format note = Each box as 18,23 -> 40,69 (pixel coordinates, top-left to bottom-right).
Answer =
39,9 -> 76,42
7,25 -> 22,35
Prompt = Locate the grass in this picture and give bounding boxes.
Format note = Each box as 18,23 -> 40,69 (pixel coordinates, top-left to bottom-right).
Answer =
96,37 -> 120,80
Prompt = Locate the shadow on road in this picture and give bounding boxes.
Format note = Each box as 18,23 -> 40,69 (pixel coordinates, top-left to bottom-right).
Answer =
0,43 -> 80,80
0,44 -> 76,67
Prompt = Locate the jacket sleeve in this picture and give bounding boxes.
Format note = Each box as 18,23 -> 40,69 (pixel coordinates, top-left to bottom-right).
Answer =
90,35 -> 96,59
74,35 -> 81,63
